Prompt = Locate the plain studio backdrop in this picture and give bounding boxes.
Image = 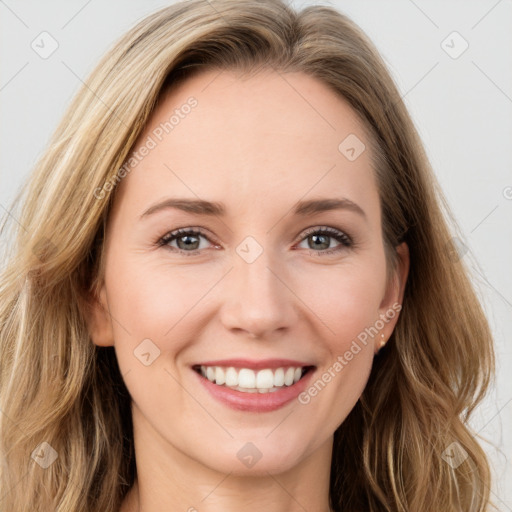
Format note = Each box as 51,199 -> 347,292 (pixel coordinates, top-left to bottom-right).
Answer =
1,0 -> 511,509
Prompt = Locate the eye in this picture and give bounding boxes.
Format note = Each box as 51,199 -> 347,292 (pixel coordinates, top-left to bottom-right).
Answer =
158,227 -> 216,254
295,226 -> 353,254
157,225 -> 354,256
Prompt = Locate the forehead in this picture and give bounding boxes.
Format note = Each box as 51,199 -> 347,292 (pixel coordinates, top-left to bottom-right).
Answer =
113,69 -> 378,220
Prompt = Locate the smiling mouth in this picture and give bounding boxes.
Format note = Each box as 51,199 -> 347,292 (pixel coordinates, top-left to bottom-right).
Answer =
192,364 -> 315,394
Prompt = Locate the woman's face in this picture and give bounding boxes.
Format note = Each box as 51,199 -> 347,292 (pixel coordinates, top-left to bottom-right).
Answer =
89,69 -> 408,476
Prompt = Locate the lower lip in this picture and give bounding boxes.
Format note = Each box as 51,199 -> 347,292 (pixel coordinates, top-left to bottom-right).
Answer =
193,368 -> 315,412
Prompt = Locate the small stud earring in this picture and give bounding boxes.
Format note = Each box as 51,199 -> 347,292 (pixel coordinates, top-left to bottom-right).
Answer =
379,333 -> 386,348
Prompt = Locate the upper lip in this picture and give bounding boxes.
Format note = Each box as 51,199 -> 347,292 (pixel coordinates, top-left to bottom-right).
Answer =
192,358 -> 315,370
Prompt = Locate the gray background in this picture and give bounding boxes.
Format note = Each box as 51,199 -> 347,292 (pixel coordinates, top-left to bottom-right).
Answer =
1,0 -> 511,509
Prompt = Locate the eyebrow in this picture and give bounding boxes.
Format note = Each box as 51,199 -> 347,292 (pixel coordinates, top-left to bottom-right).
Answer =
140,197 -> 366,220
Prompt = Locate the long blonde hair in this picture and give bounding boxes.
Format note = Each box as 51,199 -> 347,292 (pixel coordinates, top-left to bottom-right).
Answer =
0,1 -> 494,510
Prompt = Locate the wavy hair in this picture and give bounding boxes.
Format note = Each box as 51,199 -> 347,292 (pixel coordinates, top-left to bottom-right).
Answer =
0,0 -> 494,510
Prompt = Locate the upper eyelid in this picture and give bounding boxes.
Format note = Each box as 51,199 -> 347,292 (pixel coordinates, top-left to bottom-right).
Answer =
163,226 -> 215,242
299,225 -> 349,237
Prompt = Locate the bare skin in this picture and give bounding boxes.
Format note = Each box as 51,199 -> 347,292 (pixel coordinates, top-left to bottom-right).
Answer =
87,68 -> 409,512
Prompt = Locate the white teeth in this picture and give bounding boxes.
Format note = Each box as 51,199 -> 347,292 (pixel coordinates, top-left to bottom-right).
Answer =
274,368 -> 285,387
206,366 -> 215,381
238,369 -> 256,388
256,369 -> 274,388
215,366 -> 225,385
284,367 -> 295,386
198,364 -> 310,393
225,367 -> 238,387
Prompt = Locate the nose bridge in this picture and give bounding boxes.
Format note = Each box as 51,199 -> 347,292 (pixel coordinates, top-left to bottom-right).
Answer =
220,238 -> 296,337
238,247 -> 279,301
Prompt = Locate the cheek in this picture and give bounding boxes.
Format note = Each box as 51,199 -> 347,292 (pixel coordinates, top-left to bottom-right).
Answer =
104,253 -> 225,357
291,256 -> 386,421
103,255 -> 219,418
296,259 -> 387,347
107,245 -> 387,364
296,270 -> 379,434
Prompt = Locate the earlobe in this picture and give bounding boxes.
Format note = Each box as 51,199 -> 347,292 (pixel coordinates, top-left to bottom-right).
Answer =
85,285 -> 115,347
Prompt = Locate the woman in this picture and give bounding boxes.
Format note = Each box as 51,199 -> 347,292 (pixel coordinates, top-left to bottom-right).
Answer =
0,0 -> 494,510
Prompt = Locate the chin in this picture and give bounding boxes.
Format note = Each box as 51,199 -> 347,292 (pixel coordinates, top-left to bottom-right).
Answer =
194,433 -> 316,477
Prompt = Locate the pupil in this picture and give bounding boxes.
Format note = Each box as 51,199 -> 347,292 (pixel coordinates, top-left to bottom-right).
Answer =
178,235 -> 199,250
310,234 -> 329,250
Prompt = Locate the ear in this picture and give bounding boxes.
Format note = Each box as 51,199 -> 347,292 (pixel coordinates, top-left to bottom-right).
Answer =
375,242 -> 409,352
84,282 -> 115,347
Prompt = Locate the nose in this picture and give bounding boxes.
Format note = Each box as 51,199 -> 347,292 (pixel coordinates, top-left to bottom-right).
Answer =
219,249 -> 298,339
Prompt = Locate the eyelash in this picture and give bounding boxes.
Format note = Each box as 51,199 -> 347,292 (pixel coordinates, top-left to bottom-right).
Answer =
157,226 -> 354,256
